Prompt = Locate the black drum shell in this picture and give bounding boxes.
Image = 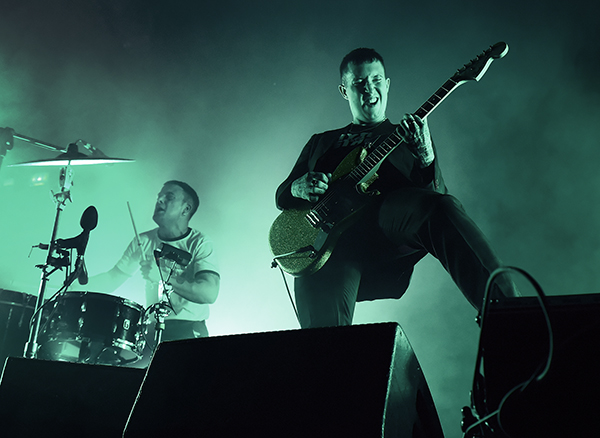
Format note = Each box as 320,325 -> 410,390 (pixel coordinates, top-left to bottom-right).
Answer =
0,289 -> 37,366
38,291 -> 145,366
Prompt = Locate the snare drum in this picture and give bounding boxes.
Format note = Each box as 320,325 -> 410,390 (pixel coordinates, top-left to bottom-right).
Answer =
38,291 -> 145,366
0,289 -> 37,366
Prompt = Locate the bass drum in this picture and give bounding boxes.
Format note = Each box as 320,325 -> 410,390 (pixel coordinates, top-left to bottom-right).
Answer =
38,291 -> 146,366
0,289 -> 37,366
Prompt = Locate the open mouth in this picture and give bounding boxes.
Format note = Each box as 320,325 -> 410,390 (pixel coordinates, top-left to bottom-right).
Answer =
364,96 -> 379,107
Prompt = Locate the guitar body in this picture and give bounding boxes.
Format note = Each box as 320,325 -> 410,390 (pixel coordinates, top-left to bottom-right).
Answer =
269,208 -> 332,277
269,146 -> 376,277
269,42 -> 509,277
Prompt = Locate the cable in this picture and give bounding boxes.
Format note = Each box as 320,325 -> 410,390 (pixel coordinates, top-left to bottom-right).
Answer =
463,409 -> 499,438
28,283 -> 68,330
466,266 -> 554,437
271,259 -> 300,325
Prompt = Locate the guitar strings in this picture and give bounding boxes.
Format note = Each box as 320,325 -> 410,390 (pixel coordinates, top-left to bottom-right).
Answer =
310,77 -> 458,219
311,131 -> 405,217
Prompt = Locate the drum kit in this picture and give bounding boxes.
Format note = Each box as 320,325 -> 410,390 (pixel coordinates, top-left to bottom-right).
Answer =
0,127 -> 164,368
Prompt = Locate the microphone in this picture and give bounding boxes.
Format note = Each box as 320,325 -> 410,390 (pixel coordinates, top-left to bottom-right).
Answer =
63,254 -> 88,286
78,257 -> 88,285
56,206 -> 97,286
77,205 -> 98,257
80,205 -> 99,231
56,206 -> 98,256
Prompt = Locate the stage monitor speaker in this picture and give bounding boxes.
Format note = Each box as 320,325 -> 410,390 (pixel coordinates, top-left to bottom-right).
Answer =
0,357 -> 145,437
124,322 -> 444,438
475,293 -> 600,437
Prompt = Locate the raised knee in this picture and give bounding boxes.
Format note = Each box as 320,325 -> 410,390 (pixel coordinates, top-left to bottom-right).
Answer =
412,192 -> 458,219
432,193 -> 462,214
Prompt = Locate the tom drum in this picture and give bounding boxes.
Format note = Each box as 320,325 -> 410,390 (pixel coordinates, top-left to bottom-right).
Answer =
38,291 -> 145,366
0,289 -> 37,367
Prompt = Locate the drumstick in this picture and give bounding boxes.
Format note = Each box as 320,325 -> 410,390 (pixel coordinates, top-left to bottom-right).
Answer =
127,201 -> 146,260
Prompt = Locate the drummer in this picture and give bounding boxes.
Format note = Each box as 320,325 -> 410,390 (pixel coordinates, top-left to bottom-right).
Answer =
89,180 -> 219,348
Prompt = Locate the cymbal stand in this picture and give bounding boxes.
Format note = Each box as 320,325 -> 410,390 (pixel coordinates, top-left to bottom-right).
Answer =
0,127 -> 15,171
24,164 -> 74,359
0,127 -> 67,171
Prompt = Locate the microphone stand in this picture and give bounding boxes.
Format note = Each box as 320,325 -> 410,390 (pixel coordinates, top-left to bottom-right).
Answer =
24,164 -> 73,359
147,259 -> 178,347
151,283 -> 173,346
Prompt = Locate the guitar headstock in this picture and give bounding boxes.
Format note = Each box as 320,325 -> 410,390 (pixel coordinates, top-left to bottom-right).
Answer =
452,42 -> 509,84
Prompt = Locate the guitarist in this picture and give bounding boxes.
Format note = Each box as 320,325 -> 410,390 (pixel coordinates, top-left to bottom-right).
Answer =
275,48 -> 518,328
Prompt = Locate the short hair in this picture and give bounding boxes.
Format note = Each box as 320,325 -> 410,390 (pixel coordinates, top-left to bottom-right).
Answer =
164,180 -> 200,218
339,48 -> 386,84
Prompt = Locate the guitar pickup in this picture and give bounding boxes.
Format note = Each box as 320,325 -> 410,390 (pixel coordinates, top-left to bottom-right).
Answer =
306,210 -> 323,228
306,210 -> 333,232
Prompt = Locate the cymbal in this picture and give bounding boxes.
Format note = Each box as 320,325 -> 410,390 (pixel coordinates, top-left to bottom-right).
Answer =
10,156 -> 134,167
9,147 -> 133,167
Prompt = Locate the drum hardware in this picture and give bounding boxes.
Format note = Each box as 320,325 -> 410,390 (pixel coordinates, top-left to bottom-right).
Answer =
146,282 -> 175,347
23,197 -> 99,360
0,127 -> 14,171
23,160 -> 78,360
148,253 -> 178,346
0,129 -> 133,360
146,244 -> 192,346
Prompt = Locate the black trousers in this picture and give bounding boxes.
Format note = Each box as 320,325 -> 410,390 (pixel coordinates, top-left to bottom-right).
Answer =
294,188 -> 517,328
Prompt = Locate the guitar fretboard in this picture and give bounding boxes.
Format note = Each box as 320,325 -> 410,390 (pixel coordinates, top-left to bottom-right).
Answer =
348,77 -> 459,184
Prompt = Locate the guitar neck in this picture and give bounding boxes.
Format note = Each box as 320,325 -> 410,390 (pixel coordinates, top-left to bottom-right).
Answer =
306,42 -> 507,238
415,78 -> 460,119
349,77 -> 462,183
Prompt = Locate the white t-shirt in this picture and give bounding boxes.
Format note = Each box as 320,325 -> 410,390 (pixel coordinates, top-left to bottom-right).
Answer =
116,227 -> 219,322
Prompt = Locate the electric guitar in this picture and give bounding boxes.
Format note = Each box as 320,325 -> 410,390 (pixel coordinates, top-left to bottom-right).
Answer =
269,42 -> 509,277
